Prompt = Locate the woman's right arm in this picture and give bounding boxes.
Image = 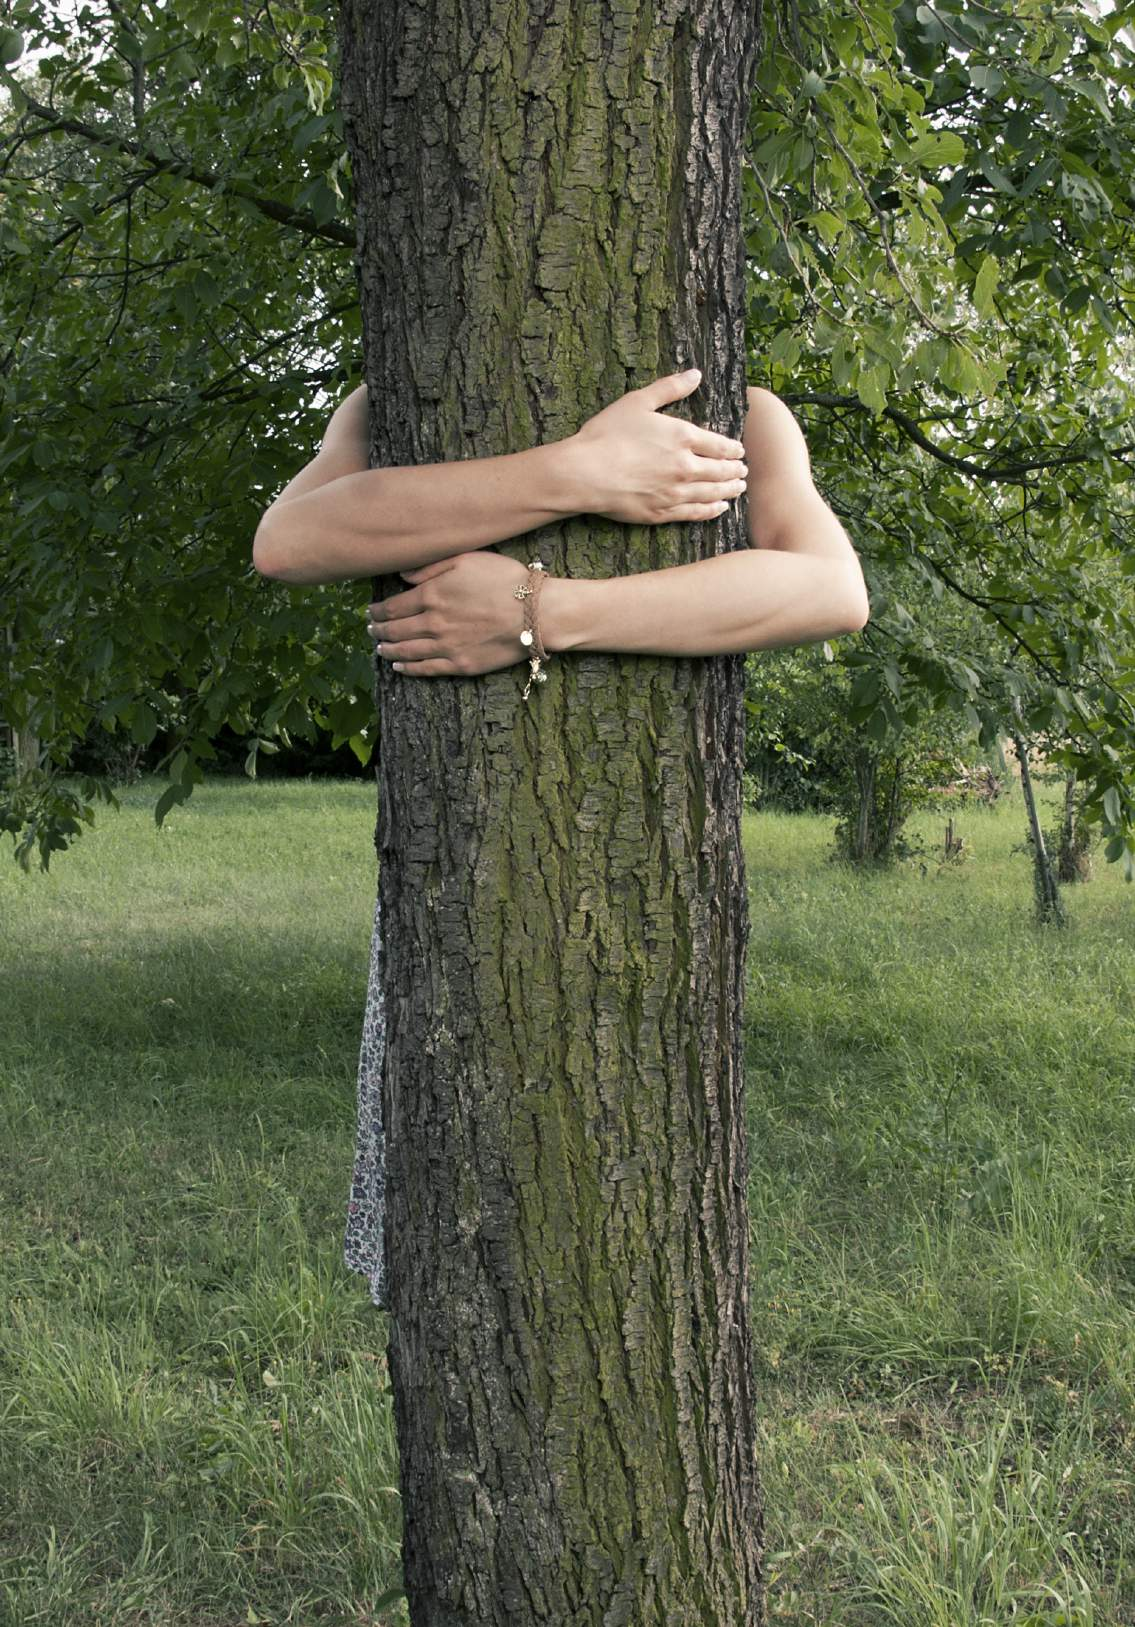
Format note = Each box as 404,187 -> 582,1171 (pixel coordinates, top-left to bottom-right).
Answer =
251,370 -> 748,585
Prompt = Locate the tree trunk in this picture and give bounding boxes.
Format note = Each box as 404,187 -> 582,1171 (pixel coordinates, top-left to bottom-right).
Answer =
1011,705 -> 1065,927
338,3 -> 765,1621
881,754 -> 902,861
853,746 -> 875,862
1056,770 -> 1092,883
13,729 -> 40,775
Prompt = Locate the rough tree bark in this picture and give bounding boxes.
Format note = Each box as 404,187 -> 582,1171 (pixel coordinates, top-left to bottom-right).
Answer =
338,3 -> 765,1621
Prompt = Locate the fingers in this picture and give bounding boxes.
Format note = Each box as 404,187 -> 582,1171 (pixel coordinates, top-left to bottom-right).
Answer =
400,557 -> 458,583
374,636 -> 441,663
690,427 -> 747,460
386,659 -> 458,677
367,585 -> 424,620
639,367 -> 702,408
670,499 -> 732,521
639,370 -> 748,459
668,477 -> 747,509
369,611 -> 434,643
685,456 -> 749,484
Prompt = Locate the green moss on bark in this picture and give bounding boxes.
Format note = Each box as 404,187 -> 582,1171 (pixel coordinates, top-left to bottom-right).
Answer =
339,0 -> 765,1620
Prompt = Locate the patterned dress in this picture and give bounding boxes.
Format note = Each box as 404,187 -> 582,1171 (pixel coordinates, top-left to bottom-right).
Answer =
343,884 -> 390,1310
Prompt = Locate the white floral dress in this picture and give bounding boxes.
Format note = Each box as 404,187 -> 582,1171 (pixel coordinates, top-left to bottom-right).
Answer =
343,886 -> 390,1309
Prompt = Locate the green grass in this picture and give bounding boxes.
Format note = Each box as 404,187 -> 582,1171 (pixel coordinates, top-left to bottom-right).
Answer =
1,773 -> 1132,1625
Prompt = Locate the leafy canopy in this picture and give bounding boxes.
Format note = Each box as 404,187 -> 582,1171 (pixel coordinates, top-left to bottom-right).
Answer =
748,0 -> 1135,874
1,0 -> 1133,873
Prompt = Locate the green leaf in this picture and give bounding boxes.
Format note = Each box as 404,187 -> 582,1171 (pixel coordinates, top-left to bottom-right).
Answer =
171,284 -> 198,322
5,0 -> 1135,883
1069,77 -> 1112,122
976,151 -> 1016,194
768,328 -> 802,370
856,364 -> 888,416
300,62 -> 333,114
154,780 -> 192,827
129,707 -> 158,747
972,254 -> 999,318
865,705 -> 890,742
940,341 -> 982,398
907,131 -> 966,169
968,64 -> 1004,95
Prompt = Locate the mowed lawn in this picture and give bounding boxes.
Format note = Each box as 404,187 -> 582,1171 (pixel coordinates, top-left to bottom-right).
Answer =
1,773 -> 1132,1626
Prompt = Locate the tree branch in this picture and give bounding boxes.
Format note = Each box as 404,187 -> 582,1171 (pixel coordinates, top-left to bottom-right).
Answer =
784,392 -> 1133,481
1,72 -> 355,248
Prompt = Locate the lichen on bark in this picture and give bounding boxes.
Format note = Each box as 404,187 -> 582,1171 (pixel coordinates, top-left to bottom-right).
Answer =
338,1 -> 766,1620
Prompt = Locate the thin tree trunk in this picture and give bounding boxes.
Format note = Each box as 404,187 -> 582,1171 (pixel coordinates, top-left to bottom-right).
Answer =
1059,769 -> 1077,881
1057,770 -> 1091,883
339,2 -> 765,1622
13,729 -> 40,775
881,755 -> 902,861
1011,705 -> 1065,926
854,746 -> 874,861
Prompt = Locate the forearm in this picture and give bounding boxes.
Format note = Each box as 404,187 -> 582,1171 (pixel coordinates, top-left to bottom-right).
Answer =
542,546 -> 869,657
361,384 -> 871,672
254,440 -> 584,585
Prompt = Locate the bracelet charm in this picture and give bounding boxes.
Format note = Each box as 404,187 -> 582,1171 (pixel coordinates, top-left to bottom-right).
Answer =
515,561 -> 550,699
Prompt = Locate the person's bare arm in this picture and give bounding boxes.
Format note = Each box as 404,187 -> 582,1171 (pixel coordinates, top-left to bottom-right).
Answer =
251,370 -> 748,584
366,388 -> 870,673
538,389 -> 866,654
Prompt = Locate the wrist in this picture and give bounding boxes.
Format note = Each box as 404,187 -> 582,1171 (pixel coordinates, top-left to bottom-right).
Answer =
540,574 -> 597,654
537,433 -> 592,519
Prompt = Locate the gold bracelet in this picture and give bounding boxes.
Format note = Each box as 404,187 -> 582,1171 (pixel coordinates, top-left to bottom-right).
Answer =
513,560 -> 550,700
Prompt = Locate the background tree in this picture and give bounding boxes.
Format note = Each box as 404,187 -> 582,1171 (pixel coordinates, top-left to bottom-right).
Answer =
335,2 -> 766,1620
4,0 -> 1135,881
746,0 -> 1135,881
0,0 -> 372,866
745,569 -> 1002,864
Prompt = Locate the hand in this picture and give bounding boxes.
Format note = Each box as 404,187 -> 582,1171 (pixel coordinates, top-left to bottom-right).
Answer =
565,367 -> 748,525
366,551 -> 534,678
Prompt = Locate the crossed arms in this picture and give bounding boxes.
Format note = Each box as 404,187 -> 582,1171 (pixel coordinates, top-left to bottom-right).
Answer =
252,371 -> 870,671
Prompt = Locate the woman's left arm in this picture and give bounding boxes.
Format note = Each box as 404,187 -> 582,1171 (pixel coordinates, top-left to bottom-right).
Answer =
366,388 -> 870,675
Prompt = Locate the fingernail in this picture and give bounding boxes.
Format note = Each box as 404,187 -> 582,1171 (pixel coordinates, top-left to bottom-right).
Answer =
392,662 -> 404,672
685,367 -> 700,378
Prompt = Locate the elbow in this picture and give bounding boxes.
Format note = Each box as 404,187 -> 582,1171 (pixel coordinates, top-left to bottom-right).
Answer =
839,565 -> 870,634
252,510 -> 289,581
843,591 -> 871,634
